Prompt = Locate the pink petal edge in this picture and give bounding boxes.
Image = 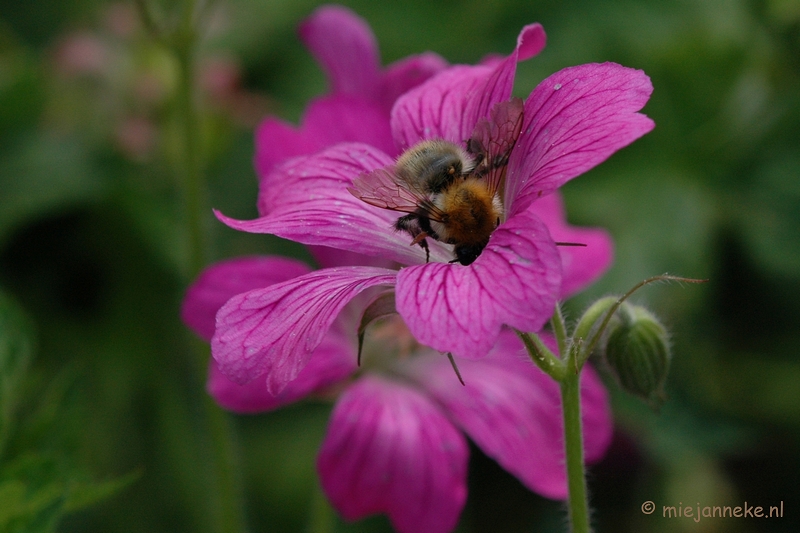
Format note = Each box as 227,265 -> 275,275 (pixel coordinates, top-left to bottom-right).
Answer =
395,208 -> 561,359
221,143 -> 452,265
207,325 -> 355,413
531,192 -> 614,299
506,62 -> 655,217
391,23 -> 545,150
317,376 -> 468,533
212,266 -> 397,394
181,256 -> 312,342
298,5 -> 380,96
408,331 -> 612,499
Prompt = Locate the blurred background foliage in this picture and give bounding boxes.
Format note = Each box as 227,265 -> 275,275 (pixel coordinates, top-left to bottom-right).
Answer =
0,0 -> 798,532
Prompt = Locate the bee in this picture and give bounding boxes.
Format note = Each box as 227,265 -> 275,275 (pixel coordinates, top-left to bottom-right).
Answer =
349,98 -> 524,266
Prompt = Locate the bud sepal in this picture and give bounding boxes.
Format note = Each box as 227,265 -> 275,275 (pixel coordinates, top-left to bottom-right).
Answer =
603,303 -> 671,408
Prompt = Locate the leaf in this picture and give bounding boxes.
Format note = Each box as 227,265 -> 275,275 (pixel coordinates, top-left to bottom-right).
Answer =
0,454 -> 139,532
0,134 -> 106,248
0,289 -> 36,457
63,470 -> 141,513
0,455 -> 66,533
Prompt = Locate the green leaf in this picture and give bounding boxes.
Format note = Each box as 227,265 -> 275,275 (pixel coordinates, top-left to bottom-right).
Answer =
0,289 -> 35,457
0,455 -> 66,533
740,151 -> 800,279
63,470 -> 141,513
0,134 -> 106,248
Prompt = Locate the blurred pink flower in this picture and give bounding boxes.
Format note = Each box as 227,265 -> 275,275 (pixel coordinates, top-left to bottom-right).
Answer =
114,115 -> 157,160
182,254 -> 612,533
214,17 -> 652,392
52,32 -> 109,77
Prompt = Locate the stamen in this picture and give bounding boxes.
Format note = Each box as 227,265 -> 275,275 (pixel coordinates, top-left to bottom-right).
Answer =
446,352 -> 466,386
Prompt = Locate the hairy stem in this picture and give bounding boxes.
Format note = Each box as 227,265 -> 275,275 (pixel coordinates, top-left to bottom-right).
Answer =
561,371 -> 590,533
515,329 -> 566,381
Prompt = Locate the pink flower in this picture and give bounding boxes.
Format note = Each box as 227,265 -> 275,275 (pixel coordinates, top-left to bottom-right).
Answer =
182,8 -> 651,531
182,253 -> 613,533
214,19 -> 653,392
253,4 -> 448,211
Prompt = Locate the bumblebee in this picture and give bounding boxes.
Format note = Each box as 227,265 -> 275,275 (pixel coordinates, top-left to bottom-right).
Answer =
349,98 -> 524,265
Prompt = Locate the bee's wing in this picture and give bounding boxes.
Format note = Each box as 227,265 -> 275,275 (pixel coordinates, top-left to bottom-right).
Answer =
466,97 -> 524,197
349,167 -> 447,221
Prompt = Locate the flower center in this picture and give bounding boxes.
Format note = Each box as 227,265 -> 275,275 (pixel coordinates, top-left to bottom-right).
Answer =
359,315 -> 427,373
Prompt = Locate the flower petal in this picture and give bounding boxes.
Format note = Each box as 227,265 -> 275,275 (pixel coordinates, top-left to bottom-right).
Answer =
212,266 -> 396,394
408,332 -> 612,499
308,245 -> 398,270
531,192 -> 614,298
254,95 -> 395,190
181,256 -> 312,341
392,65 -> 491,149
317,376 -> 468,533
221,143 -> 450,265
379,52 -> 448,111
391,23 -> 545,150
298,5 -> 380,96
395,208 -> 561,359
463,23 -> 546,135
506,62 -> 655,217
253,117 -> 319,183
207,325 -> 355,413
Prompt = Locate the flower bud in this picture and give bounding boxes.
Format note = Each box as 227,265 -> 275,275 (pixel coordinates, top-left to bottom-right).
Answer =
603,303 -> 671,408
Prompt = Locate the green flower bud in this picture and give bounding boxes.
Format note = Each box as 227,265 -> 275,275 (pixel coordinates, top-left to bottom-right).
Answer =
604,303 -> 671,408
573,295 -> 620,344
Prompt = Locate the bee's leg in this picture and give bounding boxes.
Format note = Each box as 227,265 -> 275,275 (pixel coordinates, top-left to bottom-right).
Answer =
394,214 -> 417,233
419,238 -> 430,263
410,232 -> 431,263
396,215 -> 431,262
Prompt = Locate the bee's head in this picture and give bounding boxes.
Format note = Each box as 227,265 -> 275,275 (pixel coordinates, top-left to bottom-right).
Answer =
451,243 -> 485,266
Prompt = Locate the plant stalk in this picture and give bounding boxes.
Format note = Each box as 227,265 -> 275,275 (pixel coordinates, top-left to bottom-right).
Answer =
561,371 -> 590,533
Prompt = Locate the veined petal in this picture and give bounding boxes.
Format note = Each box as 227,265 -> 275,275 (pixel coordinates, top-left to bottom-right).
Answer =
300,95 -> 396,160
221,143 -> 450,265
253,117 -> 319,183
254,96 -> 395,197
395,209 -> 561,359
506,63 -> 655,217
379,52 -> 449,112
531,192 -> 613,299
317,376 -> 468,533
408,332 -> 612,499
463,23 -> 546,135
181,256 -> 312,341
207,326 -> 355,413
212,266 -> 396,394
298,5 -> 380,96
392,65 -> 491,149
391,23 -> 545,150
309,245 -> 398,270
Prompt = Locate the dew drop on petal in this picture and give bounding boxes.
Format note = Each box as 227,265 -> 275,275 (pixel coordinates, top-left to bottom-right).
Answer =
554,83 -> 562,90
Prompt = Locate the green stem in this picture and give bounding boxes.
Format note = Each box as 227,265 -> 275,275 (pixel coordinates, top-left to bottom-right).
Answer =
561,371 -> 590,533
551,303 -> 568,359
174,37 -> 247,533
174,32 -> 207,279
138,1 -> 247,531
307,481 -> 337,533
515,329 -> 566,381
